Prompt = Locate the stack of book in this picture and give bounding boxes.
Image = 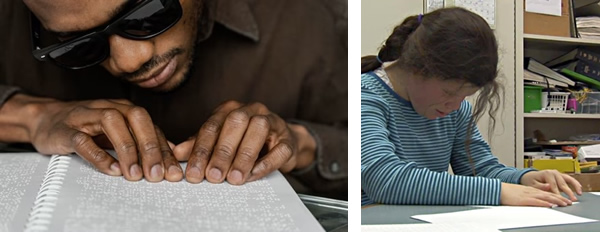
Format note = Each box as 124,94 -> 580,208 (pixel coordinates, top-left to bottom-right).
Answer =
577,16 -> 600,39
524,58 -> 574,88
544,48 -> 600,89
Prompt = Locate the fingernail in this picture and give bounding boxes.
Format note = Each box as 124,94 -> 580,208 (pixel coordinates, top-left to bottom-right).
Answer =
168,165 -> 181,175
130,164 -> 142,178
166,165 -> 183,182
551,204 -> 558,208
187,166 -> 202,182
151,164 -> 164,180
209,168 -> 222,181
229,170 -> 243,184
110,162 -> 122,176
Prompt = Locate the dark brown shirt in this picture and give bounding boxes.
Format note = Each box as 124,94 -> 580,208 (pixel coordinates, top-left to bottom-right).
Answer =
0,0 -> 347,199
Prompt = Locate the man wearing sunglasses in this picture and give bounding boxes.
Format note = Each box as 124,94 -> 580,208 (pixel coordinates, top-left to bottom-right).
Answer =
0,0 -> 348,199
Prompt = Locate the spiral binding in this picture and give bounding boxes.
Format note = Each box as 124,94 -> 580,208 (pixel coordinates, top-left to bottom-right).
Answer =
24,155 -> 71,232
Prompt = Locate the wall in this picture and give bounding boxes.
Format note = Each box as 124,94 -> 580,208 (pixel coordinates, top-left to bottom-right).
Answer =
361,1 -> 423,56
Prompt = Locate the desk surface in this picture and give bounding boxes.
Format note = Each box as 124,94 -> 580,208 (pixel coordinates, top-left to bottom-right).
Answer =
362,193 -> 600,231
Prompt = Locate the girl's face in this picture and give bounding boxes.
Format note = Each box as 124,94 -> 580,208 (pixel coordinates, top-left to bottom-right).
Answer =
405,76 -> 480,120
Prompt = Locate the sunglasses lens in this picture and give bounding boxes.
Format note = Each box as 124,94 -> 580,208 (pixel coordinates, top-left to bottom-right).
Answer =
121,0 -> 181,37
50,37 -> 107,68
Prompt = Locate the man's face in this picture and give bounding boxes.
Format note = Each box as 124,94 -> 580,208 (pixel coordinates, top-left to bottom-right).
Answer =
24,0 -> 200,92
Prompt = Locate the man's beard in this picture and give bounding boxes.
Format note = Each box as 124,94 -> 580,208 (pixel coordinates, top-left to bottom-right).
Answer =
160,43 -> 199,92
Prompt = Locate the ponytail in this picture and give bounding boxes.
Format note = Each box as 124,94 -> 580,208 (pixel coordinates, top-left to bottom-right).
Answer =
361,15 -> 422,73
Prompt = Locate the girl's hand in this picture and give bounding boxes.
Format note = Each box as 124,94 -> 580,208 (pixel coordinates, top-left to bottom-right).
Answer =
501,182 -> 572,207
520,170 -> 582,201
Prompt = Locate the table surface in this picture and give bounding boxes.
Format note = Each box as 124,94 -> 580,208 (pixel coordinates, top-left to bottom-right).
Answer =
362,193 -> 600,231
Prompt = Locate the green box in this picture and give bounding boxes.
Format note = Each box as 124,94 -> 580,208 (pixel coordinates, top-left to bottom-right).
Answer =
524,85 -> 543,113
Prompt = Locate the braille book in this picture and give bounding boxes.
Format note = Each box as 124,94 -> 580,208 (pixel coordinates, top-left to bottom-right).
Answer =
1,152 -> 323,232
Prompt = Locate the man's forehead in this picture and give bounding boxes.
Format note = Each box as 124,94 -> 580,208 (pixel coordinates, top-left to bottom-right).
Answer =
24,0 -> 128,33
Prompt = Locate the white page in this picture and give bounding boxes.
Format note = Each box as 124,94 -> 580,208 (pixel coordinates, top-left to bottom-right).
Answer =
426,0 -> 445,13
0,153 -> 49,232
454,0 -> 496,27
412,206 -> 596,229
362,223 -> 500,232
525,0 -> 562,16
35,155 -> 322,232
590,192 -> 600,196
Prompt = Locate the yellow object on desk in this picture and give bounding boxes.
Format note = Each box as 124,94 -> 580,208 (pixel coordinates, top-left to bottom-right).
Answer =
524,159 -> 581,173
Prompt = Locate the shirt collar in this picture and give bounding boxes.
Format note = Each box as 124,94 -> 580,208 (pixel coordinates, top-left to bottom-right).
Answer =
197,0 -> 260,42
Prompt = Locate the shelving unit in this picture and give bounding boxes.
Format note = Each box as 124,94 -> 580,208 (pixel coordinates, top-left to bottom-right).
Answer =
524,33 -> 600,46
516,0 -> 600,168
524,113 -> 600,119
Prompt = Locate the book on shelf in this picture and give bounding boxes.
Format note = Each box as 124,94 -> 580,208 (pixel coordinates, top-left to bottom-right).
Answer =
524,69 -> 568,87
560,68 -> 600,89
545,47 -> 600,68
575,60 -> 600,80
570,0 -> 580,37
1,153 -> 324,232
525,57 -> 575,86
524,81 -> 556,88
573,0 -> 600,9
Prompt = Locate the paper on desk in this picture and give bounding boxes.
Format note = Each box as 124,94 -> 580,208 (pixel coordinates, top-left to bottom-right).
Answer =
525,0 -> 562,16
361,223 -> 500,232
412,206 -> 596,230
590,192 -> 600,196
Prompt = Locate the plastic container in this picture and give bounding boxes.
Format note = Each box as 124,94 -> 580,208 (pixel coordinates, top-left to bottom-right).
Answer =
573,91 -> 600,114
524,85 -> 543,113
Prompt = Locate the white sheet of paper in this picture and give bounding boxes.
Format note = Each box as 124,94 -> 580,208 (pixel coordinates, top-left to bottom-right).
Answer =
590,192 -> 600,196
362,223 -> 500,232
412,206 -> 596,230
454,0 -> 496,27
426,0 -> 445,13
525,0 -> 562,16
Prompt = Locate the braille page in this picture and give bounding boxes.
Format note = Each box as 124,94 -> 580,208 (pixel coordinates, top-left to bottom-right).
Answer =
45,155 -> 323,232
0,153 -> 49,232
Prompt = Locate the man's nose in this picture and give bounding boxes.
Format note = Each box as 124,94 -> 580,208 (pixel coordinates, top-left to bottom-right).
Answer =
105,35 -> 154,74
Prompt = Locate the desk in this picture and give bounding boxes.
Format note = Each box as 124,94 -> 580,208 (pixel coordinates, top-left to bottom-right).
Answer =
362,193 -> 600,231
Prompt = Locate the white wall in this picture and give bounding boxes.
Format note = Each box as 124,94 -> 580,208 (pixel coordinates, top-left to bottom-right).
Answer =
361,0 -> 518,167
361,1 -> 423,56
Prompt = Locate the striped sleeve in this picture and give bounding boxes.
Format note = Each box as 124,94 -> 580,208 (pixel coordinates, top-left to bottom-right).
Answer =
361,87 -> 502,205
450,101 -> 534,183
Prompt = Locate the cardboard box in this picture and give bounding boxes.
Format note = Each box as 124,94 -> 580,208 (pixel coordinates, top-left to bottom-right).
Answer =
524,159 -> 580,173
524,0 -> 571,37
568,173 -> 600,192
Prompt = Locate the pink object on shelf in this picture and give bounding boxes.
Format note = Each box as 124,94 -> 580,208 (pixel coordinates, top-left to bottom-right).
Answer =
567,98 -> 577,111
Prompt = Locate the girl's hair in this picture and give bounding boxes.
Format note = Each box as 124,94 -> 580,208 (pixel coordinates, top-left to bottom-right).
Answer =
362,7 -> 501,176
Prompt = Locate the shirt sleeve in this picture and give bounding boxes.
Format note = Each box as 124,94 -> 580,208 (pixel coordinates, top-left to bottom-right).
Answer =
449,101 -> 534,183
361,86 -> 502,205
0,85 -> 20,109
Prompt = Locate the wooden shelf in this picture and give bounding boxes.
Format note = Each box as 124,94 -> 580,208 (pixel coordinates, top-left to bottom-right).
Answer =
524,34 -> 600,46
535,141 -> 600,145
524,113 -> 600,119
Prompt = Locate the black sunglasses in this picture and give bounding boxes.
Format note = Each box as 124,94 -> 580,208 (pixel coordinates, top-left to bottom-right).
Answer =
30,0 -> 182,70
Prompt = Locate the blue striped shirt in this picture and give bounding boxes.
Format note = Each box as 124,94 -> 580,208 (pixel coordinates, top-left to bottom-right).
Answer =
361,71 -> 532,206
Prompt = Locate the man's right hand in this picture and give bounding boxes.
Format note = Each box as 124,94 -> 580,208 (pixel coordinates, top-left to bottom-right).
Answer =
1,94 -> 182,182
500,182 -> 573,207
